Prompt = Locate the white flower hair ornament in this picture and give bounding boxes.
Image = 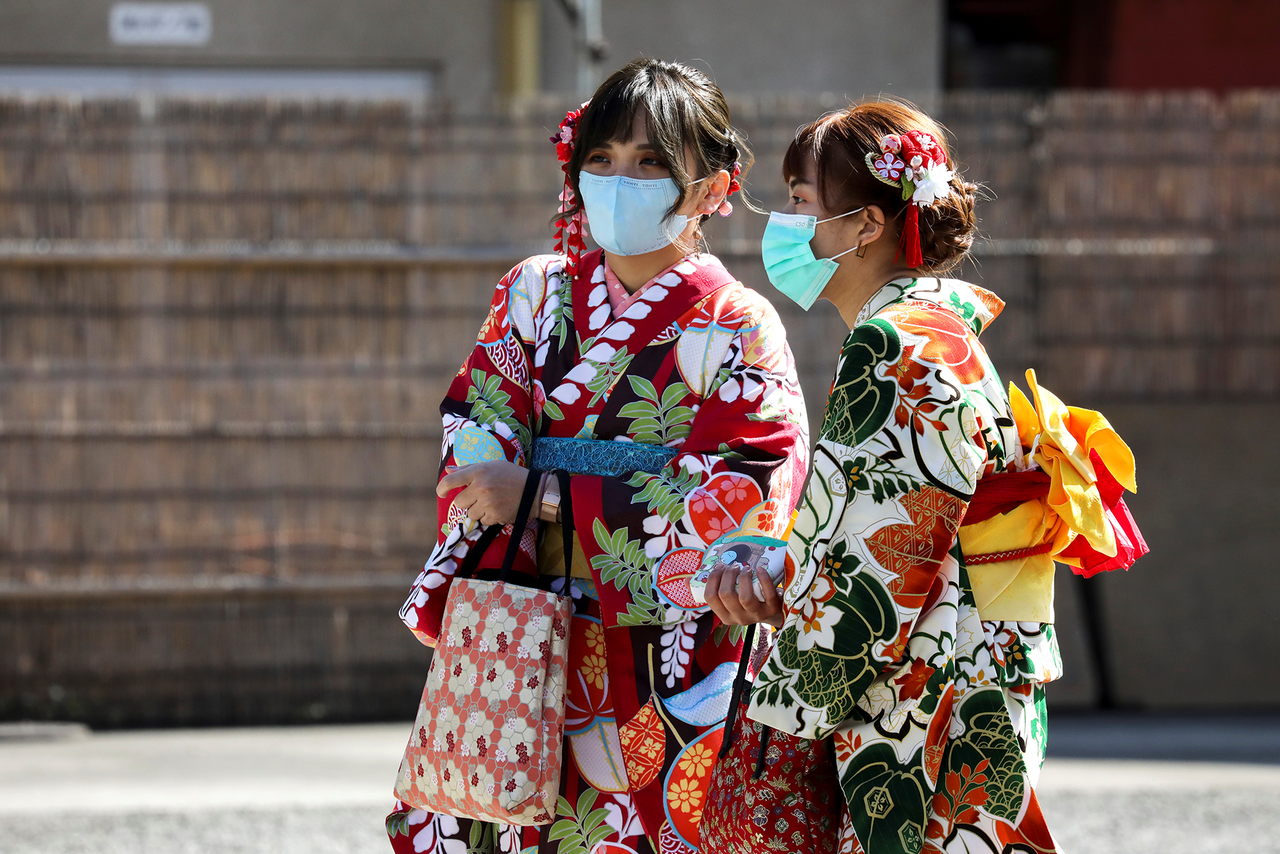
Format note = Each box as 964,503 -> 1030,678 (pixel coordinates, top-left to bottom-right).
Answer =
865,130 -> 956,268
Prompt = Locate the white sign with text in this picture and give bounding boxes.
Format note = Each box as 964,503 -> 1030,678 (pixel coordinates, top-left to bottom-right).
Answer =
110,3 -> 211,46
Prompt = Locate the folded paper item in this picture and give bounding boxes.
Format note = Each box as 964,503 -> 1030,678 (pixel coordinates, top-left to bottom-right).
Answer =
689,534 -> 788,605
958,370 -> 1149,622
687,503 -> 795,606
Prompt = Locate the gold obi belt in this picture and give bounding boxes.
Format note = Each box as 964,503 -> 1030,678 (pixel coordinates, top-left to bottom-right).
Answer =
958,370 -> 1147,623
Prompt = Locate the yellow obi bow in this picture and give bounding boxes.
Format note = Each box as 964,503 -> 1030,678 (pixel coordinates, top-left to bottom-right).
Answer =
958,370 -> 1137,622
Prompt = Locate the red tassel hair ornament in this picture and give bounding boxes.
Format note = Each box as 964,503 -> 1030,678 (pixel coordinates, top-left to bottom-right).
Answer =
550,102 -> 589,282
865,129 -> 955,270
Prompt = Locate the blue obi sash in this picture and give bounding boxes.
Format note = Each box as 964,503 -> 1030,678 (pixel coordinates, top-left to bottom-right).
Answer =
530,437 -> 678,477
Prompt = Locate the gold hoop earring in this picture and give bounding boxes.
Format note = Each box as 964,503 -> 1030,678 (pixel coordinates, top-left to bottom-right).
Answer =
855,243 -> 867,259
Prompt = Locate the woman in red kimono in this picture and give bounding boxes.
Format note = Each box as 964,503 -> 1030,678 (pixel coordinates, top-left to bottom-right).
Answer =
387,59 -> 809,854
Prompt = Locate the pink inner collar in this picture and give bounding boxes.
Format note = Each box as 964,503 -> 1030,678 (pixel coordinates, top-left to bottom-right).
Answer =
603,256 -> 692,316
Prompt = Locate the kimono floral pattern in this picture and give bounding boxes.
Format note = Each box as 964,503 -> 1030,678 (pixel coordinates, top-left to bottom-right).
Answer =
391,249 -> 809,853
746,278 -> 1063,854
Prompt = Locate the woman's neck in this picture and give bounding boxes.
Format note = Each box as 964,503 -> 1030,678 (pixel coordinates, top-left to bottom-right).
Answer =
826,253 -> 917,329
603,227 -> 698,292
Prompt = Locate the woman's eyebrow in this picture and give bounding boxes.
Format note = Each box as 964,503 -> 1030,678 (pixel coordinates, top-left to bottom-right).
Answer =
787,177 -> 812,190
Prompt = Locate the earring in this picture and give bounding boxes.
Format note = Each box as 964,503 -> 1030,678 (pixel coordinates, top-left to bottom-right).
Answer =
855,243 -> 867,258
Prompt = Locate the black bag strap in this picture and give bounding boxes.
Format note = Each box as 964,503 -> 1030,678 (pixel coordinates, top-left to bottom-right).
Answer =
718,621 -> 758,759
494,468 -> 543,585
453,525 -> 502,580
555,470 -> 575,584
451,468 -> 540,583
450,468 -> 575,588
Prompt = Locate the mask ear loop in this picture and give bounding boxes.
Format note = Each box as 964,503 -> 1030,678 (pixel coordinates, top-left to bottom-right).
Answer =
667,175 -> 711,251
816,206 -> 865,262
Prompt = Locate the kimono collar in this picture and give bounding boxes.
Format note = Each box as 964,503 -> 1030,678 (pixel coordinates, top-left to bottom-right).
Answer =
571,249 -> 736,346
855,276 -> 1005,336
602,255 -> 671,316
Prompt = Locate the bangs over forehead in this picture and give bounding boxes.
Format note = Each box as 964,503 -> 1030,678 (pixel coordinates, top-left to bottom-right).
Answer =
574,66 -> 713,181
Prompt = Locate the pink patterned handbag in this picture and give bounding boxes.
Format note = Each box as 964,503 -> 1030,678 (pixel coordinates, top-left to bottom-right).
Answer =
394,472 -> 573,825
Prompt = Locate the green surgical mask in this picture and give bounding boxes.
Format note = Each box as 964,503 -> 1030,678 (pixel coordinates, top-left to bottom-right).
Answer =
760,208 -> 863,310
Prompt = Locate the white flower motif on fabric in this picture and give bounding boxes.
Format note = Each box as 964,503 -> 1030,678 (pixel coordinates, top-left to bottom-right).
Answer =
641,285 -> 670,302
582,342 -> 617,362
498,825 -> 523,854
659,619 -> 697,687
589,303 -> 611,329
600,321 -> 635,341
550,383 -> 581,404
563,361 -> 599,386
716,376 -> 740,402
588,282 -> 607,308
411,813 -> 467,854
602,791 -> 646,838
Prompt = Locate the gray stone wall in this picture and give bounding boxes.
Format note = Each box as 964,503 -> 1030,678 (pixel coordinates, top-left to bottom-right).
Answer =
0,91 -> 1276,726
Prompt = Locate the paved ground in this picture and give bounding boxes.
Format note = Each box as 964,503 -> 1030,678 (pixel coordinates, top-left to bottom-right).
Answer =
1,716 -> 1278,853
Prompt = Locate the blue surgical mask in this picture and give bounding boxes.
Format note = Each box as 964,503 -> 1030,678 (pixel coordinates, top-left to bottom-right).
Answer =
578,172 -> 699,256
760,208 -> 864,310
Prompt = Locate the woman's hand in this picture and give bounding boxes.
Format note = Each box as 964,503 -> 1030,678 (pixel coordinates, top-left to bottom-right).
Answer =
704,564 -> 785,628
436,460 -> 530,526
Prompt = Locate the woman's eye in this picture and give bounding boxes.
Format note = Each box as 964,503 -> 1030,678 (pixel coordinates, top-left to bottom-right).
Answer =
790,195 -> 805,206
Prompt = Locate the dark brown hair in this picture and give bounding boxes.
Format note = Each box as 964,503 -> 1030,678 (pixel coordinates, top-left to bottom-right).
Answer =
782,100 -> 979,273
564,59 -> 752,230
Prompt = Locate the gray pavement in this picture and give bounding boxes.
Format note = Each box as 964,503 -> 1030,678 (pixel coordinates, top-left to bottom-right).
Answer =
0,718 -> 1278,853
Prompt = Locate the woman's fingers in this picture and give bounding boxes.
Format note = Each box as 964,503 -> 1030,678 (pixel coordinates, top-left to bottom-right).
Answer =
704,566 -> 741,626
438,460 -> 530,526
753,566 -> 786,626
436,464 -> 475,497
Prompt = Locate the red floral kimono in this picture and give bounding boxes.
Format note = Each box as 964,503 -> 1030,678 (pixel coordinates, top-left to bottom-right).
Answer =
389,249 -> 808,854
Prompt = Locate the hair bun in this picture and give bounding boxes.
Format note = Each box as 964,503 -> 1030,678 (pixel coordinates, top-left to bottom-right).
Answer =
918,177 -> 979,274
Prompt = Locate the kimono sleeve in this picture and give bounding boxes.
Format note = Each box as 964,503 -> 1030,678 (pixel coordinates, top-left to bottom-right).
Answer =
569,301 -> 809,629
398,257 -> 549,646
747,316 -> 986,740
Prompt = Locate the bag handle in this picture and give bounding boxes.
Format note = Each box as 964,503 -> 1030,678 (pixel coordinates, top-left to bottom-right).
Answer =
494,468 -> 543,585
450,467 -> 575,588
451,468 -> 540,583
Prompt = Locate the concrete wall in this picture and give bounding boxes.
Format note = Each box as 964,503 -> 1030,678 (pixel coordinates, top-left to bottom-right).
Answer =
0,0 -> 494,101
1090,404 -> 1280,708
0,0 -> 941,104
542,0 -> 943,98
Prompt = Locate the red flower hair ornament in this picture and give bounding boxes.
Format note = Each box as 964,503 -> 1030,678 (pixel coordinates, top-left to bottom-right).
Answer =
866,129 -> 956,269
550,103 -> 743,281
551,102 -> 590,283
